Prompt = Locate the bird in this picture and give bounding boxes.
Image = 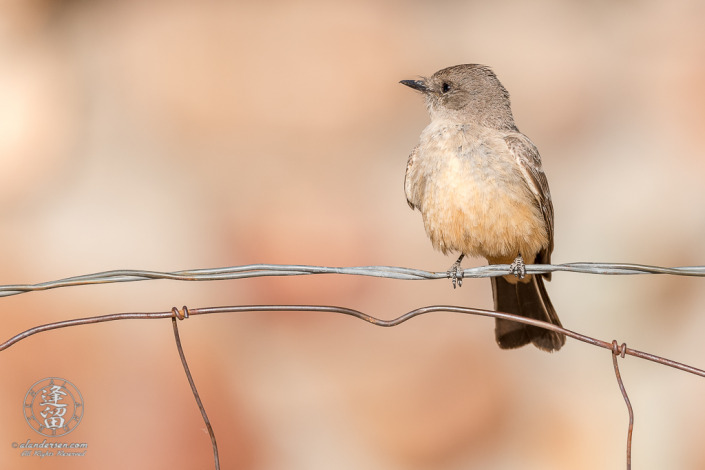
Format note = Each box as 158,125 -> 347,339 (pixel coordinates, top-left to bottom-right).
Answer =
400,64 -> 565,351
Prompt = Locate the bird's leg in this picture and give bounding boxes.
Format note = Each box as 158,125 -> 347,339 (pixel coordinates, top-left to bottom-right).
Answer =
509,254 -> 526,279
447,254 -> 465,288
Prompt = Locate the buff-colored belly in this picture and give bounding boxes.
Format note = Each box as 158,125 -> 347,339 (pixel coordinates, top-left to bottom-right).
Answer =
411,126 -> 548,261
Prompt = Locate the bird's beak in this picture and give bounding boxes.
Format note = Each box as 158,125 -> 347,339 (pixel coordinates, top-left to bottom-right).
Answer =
400,79 -> 428,93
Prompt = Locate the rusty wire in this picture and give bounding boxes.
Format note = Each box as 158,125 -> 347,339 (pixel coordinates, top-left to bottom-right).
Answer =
612,341 -> 633,470
2,303 -> 702,470
2,303 -> 704,377
171,313 -> 220,470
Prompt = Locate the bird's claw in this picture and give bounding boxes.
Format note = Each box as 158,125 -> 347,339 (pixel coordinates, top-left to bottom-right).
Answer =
447,266 -> 463,288
509,255 -> 526,279
447,257 -> 464,288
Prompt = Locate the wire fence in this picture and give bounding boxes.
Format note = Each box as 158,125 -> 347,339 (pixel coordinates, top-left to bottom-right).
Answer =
2,262 -> 705,470
2,262 -> 705,298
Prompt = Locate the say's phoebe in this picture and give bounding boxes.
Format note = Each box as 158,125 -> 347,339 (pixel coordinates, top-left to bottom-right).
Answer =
401,64 -> 565,352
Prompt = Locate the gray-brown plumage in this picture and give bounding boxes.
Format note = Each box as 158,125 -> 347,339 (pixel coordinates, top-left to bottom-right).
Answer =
401,64 -> 565,352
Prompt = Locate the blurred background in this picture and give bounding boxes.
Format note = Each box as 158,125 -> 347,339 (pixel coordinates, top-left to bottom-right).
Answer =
1,0 -> 704,468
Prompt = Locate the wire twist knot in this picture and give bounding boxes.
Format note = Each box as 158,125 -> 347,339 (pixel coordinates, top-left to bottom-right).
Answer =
612,340 -> 627,358
172,305 -> 190,320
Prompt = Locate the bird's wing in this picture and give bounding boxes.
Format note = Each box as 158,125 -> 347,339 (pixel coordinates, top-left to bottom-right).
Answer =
504,133 -> 554,265
404,145 -> 419,209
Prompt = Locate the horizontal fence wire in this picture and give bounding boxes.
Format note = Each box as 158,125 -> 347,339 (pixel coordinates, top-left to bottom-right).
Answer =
2,302 -> 705,377
1,262 -> 705,298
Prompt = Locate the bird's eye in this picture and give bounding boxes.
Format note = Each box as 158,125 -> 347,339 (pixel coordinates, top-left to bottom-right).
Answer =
441,82 -> 450,93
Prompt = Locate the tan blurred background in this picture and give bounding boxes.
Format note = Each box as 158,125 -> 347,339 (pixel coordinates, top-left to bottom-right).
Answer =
1,0 -> 705,468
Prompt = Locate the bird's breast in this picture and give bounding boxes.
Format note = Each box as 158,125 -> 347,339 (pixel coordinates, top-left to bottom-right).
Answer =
408,123 -> 548,259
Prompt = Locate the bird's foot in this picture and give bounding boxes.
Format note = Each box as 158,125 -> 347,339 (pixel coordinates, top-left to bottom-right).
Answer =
447,254 -> 465,288
509,254 -> 526,279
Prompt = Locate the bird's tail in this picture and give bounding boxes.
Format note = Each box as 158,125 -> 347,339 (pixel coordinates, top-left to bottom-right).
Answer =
491,274 -> 565,352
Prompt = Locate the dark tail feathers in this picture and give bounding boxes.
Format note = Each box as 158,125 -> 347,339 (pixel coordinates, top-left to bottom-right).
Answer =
491,275 -> 565,352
